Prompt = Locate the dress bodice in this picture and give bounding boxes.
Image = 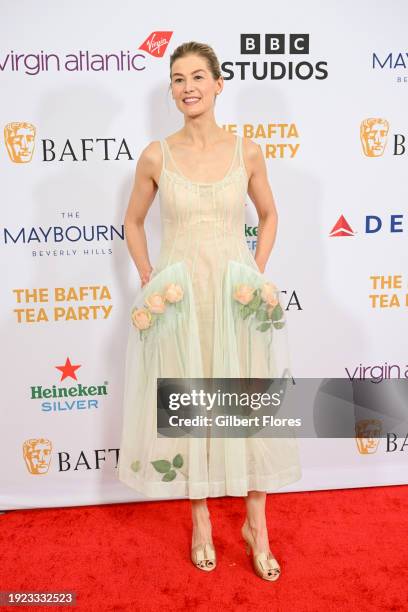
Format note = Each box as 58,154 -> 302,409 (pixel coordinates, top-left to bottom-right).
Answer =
154,135 -> 258,277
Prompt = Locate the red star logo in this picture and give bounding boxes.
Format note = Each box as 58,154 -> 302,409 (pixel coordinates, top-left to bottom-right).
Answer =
55,357 -> 81,381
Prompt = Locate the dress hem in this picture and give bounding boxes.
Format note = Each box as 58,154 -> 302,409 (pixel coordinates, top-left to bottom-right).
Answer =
118,464 -> 302,500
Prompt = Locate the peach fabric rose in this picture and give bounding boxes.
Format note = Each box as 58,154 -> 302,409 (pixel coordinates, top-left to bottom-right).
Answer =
131,307 -> 152,330
145,292 -> 166,314
164,283 -> 184,303
233,284 -> 255,305
261,282 -> 279,306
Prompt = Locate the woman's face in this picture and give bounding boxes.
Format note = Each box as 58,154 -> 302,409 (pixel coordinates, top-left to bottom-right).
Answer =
170,54 -> 222,116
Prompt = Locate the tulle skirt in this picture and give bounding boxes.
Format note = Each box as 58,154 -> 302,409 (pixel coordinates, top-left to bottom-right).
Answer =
117,259 -> 302,499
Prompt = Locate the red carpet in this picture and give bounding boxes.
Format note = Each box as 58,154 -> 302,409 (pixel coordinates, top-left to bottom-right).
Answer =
1,485 -> 408,611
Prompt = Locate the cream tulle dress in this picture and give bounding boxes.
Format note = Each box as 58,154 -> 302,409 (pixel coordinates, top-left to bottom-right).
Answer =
118,134 -> 302,499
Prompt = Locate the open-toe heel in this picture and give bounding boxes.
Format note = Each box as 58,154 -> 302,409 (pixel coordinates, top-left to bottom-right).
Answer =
250,551 -> 281,581
191,543 -> 217,572
241,522 -> 281,582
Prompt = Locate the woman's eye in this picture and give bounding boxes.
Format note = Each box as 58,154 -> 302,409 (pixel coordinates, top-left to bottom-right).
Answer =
174,76 -> 203,83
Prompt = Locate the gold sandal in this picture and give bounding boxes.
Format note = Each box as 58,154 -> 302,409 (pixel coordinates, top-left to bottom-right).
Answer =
241,522 -> 281,582
191,543 -> 217,572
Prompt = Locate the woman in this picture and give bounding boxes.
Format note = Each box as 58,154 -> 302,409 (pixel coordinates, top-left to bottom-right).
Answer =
118,41 -> 302,582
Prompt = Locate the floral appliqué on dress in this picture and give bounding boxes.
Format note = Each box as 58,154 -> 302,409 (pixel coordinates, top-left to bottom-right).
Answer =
131,281 -> 184,340
233,281 -> 285,332
131,454 -> 187,482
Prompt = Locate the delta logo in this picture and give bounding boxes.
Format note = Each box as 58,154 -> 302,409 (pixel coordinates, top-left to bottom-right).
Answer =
329,214 -> 405,237
329,215 -> 356,238
360,118 -> 407,157
30,357 -> 108,413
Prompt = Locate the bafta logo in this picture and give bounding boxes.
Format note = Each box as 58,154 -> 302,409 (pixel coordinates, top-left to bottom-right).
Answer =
360,118 -> 389,157
4,121 -> 36,163
23,438 -> 52,474
355,419 -> 382,454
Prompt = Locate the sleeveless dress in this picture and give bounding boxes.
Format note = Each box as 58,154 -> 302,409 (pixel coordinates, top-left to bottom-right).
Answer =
117,134 -> 302,499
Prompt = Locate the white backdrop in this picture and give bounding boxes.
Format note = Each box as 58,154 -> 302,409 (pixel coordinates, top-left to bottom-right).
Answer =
1,0 -> 407,510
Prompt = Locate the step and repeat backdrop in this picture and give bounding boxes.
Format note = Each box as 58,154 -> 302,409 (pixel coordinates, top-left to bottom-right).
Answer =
1,0 -> 407,509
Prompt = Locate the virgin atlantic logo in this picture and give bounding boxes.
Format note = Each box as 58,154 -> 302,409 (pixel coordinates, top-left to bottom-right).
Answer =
139,31 -> 173,57
0,31 -> 174,76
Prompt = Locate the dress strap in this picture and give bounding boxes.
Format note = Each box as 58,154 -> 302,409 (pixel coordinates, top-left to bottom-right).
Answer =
162,138 -> 185,178
237,135 -> 244,169
159,139 -> 166,173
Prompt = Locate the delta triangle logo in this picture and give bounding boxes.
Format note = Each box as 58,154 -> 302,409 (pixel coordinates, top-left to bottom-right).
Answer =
329,215 -> 356,237
139,32 -> 173,57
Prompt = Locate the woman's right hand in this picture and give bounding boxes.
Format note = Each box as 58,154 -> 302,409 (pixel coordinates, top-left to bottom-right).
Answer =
140,267 -> 153,288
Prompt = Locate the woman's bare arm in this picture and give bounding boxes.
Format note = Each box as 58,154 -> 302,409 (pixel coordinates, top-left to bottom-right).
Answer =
243,138 -> 278,274
124,141 -> 161,287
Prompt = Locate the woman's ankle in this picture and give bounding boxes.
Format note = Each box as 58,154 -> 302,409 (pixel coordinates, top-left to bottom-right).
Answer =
192,511 -> 211,527
244,516 -> 267,533
192,502 -> 210,518
191,515 -> 213,546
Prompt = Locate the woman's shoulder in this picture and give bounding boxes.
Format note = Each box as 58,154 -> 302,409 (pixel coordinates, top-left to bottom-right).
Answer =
132,140 -> 164,188
241,136 -> 261,159
139,134 -> 179,166
141,139 -> 163,159
138,139 -> 163,169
